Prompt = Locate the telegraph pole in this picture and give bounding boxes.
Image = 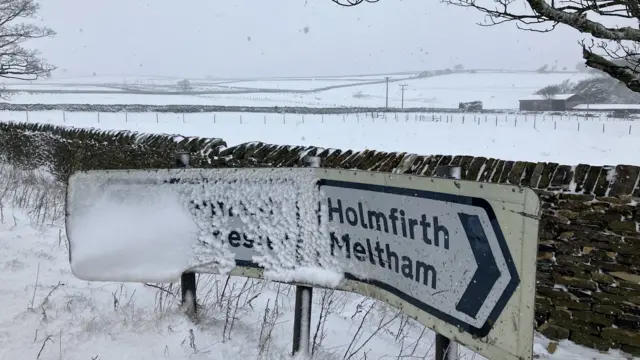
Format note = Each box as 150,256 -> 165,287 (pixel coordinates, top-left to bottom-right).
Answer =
385,76 -> 390,108
399,84 -> 408,109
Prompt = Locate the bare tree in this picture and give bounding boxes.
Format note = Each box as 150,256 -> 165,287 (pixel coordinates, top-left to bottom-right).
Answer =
0,0 -> 55,80
538,85 -> 559,99
336,0 -> 640,93
438,0 -> 640,93
177,79 -> 192,92
537,84 -> 559,110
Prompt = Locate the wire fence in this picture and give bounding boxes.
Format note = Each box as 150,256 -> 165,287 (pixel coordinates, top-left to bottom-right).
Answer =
3,110 -> 638,137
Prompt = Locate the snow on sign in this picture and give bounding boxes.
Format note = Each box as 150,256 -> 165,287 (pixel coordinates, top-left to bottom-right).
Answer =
65,167 -> 539,360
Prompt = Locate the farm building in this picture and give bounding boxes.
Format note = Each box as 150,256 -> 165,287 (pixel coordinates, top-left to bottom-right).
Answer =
571,103 -> 640,115
518,93 -> 584,111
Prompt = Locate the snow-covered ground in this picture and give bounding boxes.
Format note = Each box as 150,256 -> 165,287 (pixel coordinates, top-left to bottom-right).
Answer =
1,71 -> 593,109
2,110 -> 639,166
0,165 -> 630,360
1,102 -> 638,360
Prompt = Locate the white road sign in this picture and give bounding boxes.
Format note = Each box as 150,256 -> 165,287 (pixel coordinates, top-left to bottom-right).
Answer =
321,179 -> 516,336
66,167 -> 540,360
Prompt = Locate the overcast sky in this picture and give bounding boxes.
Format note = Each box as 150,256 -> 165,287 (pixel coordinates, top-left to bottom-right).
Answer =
33,0 -> 585,78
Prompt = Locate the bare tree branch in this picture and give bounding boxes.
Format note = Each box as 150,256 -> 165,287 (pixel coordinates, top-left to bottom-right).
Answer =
0,0 -> 55,82
435,0 -> 640,92
337,0 -> 640,93
331,0 -> 380,7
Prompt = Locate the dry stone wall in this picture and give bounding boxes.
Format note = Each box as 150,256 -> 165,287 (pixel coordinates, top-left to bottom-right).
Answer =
0,103 -> 519,114
2,121 -> 640,356
0,122 -> 227,180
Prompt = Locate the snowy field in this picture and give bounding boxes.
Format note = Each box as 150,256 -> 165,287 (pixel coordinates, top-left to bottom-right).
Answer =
3,110 -> 639,166
1,103 -> 638,360
2,169 -> 615,360
1,71 -> 593,109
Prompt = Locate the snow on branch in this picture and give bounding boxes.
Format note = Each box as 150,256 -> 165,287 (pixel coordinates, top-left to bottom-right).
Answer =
430,0 -> 640,92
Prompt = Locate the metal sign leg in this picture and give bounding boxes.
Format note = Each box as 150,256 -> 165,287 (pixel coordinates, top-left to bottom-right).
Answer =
292,285 -> 312,356
436,334 -> 458,360
175,152 -> 197,318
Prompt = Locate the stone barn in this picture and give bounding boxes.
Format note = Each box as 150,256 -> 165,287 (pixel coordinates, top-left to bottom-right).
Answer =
519,94 -> 584,111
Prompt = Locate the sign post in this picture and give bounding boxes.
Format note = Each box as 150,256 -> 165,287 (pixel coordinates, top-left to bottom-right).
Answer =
65,167 -> 539,360
175,151 -> 197,318
291,156 -> 320,357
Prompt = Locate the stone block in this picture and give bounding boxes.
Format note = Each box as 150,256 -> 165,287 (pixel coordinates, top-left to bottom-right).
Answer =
554,299 -> 592,310
559,193 -> 595,201
536,296 -> 553,307
608,220 -> 638,233
573,164 -> 591,192
536,287 -> 576,301
572,310 -> 615,326
609,165 -> 640,196
583,166 -> 602,194
570,332 -> 614,352
520,161 -> 537,186
593,304 -> 624,316
507,161 -> 526,184
616,313 -> 640,331
591,261 -> 630,272
549,309 -> 572,320
529,162 -> 546,188
464,156 -> 486,181
553,276 -> 598,291
593,291 -> 629,303
594,166 -> 615,196
596,196 -> 634,205
551,316 -> 601,335
557,209 -> 579,220
490,160 -> 504,183
538,323 -> 570,340
610,272 -> 640,288
602,327 -> 640,346
538,162 -> 558,189
592,273 -> 615,285
499,160 -> 514,183
458,155 -> 475,179
478,158 -> 496,181
550,165 -> 571,189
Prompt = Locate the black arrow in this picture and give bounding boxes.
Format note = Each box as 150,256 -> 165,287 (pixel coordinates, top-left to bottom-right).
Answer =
455,213 -> 501,319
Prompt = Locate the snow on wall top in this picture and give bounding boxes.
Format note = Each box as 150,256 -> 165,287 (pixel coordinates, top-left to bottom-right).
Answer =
2,121 -> 640,198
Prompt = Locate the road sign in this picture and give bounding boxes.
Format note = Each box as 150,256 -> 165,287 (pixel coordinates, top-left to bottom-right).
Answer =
321,178 -> 517,336
66,167 -> 539,360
